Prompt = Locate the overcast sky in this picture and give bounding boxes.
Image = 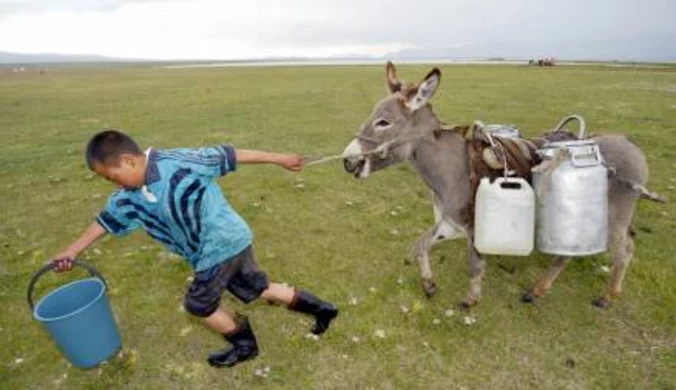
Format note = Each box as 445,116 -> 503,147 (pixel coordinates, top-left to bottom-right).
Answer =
0,0 -> 673,60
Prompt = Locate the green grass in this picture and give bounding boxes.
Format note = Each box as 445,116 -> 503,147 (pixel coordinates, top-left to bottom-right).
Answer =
1,63 -> 676,389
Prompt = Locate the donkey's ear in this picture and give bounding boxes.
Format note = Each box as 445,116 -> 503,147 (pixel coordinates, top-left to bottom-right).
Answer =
406,68 -> 441,111
385,61 -> 402,94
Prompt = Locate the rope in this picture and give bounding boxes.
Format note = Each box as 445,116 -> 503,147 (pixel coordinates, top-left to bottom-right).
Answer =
303,123 -> 464,168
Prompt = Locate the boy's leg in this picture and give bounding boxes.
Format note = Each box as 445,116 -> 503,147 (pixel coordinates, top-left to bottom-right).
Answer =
184,258 -> 259,368
225,246 -> 339,335
205,312 -> 258,368
260,282 -> 294,305
261,283 -> 339,335
204,308 -> 238,334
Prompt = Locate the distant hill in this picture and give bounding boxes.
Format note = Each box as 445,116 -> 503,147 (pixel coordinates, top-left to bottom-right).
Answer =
385,33 -> 676,63
2,32 -> 675,65
0,51 -> 144,64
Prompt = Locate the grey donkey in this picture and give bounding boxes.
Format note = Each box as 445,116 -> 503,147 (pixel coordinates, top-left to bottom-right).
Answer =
342,62 -> 662,309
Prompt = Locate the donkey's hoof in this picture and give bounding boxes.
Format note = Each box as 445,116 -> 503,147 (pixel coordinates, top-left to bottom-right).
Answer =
592,296 -> 612,310
522,292 -> 537,303
422,281 -> 437,298
459,300 -> 478,310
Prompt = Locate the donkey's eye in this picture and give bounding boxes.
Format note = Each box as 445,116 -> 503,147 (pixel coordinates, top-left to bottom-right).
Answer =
373,118 -> 392,130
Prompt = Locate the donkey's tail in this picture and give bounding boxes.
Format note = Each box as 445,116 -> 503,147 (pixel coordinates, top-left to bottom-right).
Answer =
638,186 -> 667,203
607,165 -> 667,203
621,179 -> 667,203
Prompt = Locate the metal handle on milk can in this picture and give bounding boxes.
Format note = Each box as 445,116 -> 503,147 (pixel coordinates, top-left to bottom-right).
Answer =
27,260 -> 108,312
571,144 -> 604,168
552,115 -> 586,139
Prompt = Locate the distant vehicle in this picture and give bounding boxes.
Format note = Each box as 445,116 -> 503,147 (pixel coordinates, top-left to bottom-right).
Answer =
528,57 -> 555,66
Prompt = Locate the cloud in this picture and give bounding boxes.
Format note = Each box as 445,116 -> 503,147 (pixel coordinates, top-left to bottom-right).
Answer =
0,0 -> 674,60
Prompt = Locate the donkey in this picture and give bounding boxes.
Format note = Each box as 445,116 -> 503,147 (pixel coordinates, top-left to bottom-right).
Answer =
342,62 -> 658,309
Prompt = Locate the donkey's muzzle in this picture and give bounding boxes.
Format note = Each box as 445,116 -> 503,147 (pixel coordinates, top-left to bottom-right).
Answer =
343,158 -> 364,175
342,138 -> 366,176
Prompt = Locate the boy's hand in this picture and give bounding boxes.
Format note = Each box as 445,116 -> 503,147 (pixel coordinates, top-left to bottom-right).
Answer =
278,154 -> 304,172
50,253 -> 76,272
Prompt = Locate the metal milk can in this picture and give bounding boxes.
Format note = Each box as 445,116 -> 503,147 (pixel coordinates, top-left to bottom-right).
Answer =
532,115 -> 608,256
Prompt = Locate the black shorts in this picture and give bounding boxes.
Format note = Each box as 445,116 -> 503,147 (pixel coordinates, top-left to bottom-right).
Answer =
184,246 -> 269,317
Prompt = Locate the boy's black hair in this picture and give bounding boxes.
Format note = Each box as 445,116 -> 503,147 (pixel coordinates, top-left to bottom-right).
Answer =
85,129 -> 142,170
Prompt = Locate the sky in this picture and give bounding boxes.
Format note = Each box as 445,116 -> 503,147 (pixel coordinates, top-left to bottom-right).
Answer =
0,0 -> 674,60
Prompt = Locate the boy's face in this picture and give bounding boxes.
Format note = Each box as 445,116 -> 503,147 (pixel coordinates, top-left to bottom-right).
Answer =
93,155 -> 145,189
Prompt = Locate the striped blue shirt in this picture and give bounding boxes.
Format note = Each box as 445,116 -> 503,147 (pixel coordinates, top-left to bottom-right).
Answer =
96,145 -> 252,271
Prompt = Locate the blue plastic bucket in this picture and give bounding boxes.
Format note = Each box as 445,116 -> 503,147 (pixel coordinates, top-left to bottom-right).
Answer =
28,261 -> 122,369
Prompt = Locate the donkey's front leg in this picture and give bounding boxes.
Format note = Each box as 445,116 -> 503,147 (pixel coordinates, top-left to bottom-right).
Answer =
462,237 -> 486,308
522,256 -> 571,303
411,220 -> 456,297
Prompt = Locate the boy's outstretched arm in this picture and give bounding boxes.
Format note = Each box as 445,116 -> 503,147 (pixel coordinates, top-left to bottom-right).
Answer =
235,149 -> 304,172
50,221 -> 107,272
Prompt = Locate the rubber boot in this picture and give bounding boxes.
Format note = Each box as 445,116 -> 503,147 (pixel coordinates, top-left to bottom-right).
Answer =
289,290 -> 339,335
207,316 -> 259,368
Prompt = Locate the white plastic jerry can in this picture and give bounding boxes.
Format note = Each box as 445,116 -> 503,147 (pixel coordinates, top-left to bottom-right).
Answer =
474,177 -> 535,256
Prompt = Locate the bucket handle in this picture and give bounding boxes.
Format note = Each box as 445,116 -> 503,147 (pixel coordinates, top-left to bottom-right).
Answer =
27,260 -> 107,312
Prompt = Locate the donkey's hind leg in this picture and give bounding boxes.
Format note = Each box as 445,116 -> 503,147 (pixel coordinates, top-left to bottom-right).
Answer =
522,256 -> 570,303
593,226 -> 635,309
592,193 -> 638,309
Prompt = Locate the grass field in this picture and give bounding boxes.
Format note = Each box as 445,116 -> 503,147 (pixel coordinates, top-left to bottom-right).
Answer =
1,63 -> 675,389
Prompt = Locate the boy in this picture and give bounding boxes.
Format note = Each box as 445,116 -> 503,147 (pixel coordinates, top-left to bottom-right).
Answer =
50,129 -> 338,368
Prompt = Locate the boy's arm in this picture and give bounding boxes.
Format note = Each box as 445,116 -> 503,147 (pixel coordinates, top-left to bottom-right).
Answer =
50,221 -> 107,272
235,149 -> 304,172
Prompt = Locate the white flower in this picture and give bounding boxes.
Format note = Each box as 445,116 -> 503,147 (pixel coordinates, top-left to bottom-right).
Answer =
15,358 -> 24,364
351,336 -> 360,343
345,201 -> 354,206
432,318 -> 441,325
179,326 -> 192,337
185,275 -> 194,283
294,183 -> 305,189
444,309 -> 455,317
390,229 -> 400,236
396,277 -> 404,285
399,305 -> 409,314
349,297 -> 359,305
600,266 -> 611,273
368,286 -> 377,293
390,210 -> 398,216
374,330 -> 386,339
305,333 -> 319,341
463,316 -> 477,325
